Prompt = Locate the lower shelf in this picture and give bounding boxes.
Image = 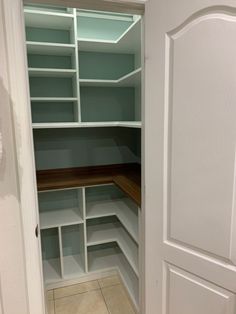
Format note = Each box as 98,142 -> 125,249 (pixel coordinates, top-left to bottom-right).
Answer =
88,243 -> 139,307
43,258 -> 61,283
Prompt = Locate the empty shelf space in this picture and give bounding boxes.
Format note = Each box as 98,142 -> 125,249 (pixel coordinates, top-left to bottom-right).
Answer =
36,164 -> 141,206
86,185 -> 139,242
61,225 -> 85,278
28,68 -> 77,77
88,243 -> 139,307
78,17 -> 141,55
24,9 -> 74,30
38,189 -> 83,229
79,68 -> 141,87
86,217 -> 138,275
27,42 -> 76,55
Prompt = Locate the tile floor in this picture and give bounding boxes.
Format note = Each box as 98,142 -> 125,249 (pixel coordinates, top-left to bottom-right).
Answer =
47,275 -> 137,314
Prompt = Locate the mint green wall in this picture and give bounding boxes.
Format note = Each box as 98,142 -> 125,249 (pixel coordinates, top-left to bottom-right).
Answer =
77,16 -> 133,41
28,54 -> 73,69
29,77 -> 74,97
31,102 -> 76,123
86,184 -> 124,203
33,128 -> 140,170
80,87 -> 135,122
26,27 -> 71,44
79,51 -> 134,80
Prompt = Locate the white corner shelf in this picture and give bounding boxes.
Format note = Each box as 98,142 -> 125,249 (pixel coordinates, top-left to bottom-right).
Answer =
24,9 -> 74,29
79,68 -> 141,87
86,221 -> 138,276
78,18 -> 141,54
86,197 -> 139,243
28,68 -> 77,78
40,207 -> 83,230
32,121 -> 141,129
27,41 -> 76,55
63,254 -> 85,278
43,258 -> 61,284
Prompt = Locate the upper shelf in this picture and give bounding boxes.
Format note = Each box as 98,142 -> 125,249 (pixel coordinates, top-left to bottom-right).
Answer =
78,18 -> 141,54
24,9 -> 74,30
29,68 -> 77,78
36,163 -> 141,207
27,42 -> 76,55
80,68 -> 141,87
32,121 -> 142,129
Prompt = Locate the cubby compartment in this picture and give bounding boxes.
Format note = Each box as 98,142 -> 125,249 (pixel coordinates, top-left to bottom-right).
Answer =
88,243 -> 139,307
26,27 -> 72,44
61,224 -> 85,278
80,87 -> 138,122
31,101 -> 78,123
28,54 -> 74,69
38,189 -> 83,229
79,51 -> 135,80
77,11 -> 134,42
29,76 -> 76,98
86,184 -> 139,242
41,228 -> 61,283
86,216 -> 138,275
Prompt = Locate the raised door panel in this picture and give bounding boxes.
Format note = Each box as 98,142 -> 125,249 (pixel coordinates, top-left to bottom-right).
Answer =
165,264 -> 236,314
166,12 -> 236,261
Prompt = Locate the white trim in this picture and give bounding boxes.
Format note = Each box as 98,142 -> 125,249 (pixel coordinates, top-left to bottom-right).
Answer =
1,0 -> 45,313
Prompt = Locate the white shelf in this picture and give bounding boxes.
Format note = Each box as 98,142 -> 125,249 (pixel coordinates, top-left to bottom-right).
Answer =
86,197 -> 138,242
28,68 -> 76,77
43,258 -> 61,284
31,97 -> 78,102
87,221 -> 138,276
40,207 -> 83,229
24,9 -> 74,29
27,41 -> 76,55
78,18 -> 141,54
79,68 -> 141,87
63,254 -> 85,278
88,245 -> 139,308
32,121 -> 142,129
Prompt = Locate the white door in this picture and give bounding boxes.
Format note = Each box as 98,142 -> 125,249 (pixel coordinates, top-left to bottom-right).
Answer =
144,1 -> 236,313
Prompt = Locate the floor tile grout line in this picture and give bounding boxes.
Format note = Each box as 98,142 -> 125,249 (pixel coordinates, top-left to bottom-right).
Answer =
99,282 -> 121,290
53,287 -> 101,301
100,286 -> 111,314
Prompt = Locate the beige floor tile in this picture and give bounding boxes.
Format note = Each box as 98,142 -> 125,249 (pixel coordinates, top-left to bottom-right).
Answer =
54,280 -> 99,299
98,275 -> 121,288
102,284 -> 135,314
47,290 -> 54,301
47,300 -> 55,314
55,290 -> 109,314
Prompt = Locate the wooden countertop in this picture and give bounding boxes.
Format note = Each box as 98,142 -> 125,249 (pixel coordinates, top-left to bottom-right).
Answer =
37,163 -> 141,207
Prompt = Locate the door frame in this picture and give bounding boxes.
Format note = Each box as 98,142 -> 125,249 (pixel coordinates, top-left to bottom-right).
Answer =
1,0 -> 147,313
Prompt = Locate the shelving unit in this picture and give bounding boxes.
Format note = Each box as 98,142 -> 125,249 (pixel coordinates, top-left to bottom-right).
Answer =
24,5 -> 142,310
